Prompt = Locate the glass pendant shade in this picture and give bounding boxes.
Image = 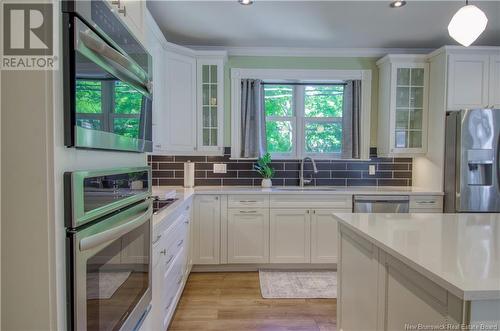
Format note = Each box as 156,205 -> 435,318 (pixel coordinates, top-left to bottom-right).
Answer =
448,4 -> 488,47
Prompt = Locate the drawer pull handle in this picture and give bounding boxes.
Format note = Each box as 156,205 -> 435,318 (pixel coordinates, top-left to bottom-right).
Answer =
165,255 -> 174,265
418,201 -> 436,204
240,200 -> 257,203
152,234 -> 162,245
184,220 -> 189,224
239,210 -> 257,213
177,239 -> 184,247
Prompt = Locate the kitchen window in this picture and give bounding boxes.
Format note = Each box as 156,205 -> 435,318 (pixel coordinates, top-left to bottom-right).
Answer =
231,68 -> 372,160
264,83 -> 345,159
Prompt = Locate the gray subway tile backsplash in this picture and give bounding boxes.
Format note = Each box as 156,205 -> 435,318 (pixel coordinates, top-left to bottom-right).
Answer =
149,147 -> 413,187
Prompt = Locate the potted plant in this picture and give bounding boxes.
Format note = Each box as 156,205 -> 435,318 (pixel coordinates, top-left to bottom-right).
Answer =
254,153 -> 275,188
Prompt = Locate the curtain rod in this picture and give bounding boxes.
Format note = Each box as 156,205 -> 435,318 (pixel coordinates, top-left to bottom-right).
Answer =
260,82 -> 347,86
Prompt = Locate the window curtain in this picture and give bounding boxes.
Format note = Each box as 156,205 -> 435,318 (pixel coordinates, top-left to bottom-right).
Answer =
341,80 -> 362,159
240,79 -> 266,158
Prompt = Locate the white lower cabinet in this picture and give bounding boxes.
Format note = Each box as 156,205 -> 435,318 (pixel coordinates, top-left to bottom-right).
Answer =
338,225 -> 463,331
490,55 -> 500,108
338,228 -> 380,331
270,209 -> 311,263
148,201 -> 192,331
409,195 -> 443,213
193,195 -> 221,264
311,209 -> 349,263
228,208 -> 269,263
382,253 -> 456,329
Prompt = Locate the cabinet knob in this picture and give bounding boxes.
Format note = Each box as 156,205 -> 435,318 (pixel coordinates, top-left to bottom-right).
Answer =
215,196 -> 219,200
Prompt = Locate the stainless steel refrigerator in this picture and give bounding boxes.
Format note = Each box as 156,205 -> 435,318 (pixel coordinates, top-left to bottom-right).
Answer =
444,109 -> 500,213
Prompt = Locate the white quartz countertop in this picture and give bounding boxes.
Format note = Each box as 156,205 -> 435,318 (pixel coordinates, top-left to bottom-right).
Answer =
151,188 -> 194,227
333,213 -> 500,300
152,185 -> 443,196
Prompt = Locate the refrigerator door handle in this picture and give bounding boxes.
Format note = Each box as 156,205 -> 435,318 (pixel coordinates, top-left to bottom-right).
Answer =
497,133 -> 500,192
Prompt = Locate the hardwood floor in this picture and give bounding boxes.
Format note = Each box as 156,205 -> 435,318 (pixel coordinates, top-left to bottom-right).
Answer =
169,272 -> 337,331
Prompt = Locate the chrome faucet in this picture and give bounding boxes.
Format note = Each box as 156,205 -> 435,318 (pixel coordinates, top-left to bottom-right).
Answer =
300,157 -> 319,187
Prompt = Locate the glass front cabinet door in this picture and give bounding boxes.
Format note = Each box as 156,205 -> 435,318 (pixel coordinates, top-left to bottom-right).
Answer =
377,55 -> 429,156
197,58 -> 225,153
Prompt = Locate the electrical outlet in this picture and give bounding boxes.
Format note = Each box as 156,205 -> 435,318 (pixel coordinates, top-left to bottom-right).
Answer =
213,163 -> 227,174
369,164 -> 376,175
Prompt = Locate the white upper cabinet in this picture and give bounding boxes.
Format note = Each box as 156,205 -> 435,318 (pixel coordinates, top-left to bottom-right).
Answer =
197,57 -> 225,153
163,51 -> 198,152
490,55 -> 500,108
443,48 -> 500,110
377,55 -> 429,156
107,0 -> 146,45
447,53 -> 490,110
145,11 -> 227,155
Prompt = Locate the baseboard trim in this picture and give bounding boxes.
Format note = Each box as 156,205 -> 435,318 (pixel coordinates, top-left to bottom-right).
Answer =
191,263 -> 337,272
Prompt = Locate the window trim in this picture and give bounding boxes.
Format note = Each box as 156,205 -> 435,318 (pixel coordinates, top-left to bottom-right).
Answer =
231,68 -> 372,160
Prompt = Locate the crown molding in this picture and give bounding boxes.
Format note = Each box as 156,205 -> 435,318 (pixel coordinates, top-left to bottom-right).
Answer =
186,46 -> 435,58
426,45 -> 500,59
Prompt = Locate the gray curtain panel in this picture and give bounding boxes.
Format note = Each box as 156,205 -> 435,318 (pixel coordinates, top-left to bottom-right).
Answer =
341,80 -> 362,159
240,79 -> 266,158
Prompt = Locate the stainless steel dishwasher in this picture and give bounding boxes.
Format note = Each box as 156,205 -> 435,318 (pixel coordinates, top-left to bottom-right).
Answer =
353,195 -> 409,213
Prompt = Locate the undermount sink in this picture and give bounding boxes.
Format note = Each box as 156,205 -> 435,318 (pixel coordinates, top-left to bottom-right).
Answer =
273,187 -> 338,191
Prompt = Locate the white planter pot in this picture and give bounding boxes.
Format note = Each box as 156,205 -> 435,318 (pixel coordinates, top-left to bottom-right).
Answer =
261,178 -> 272,188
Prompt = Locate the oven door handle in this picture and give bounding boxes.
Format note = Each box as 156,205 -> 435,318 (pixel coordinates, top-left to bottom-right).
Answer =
79,205 -> 153,251
76,21 -> 151,96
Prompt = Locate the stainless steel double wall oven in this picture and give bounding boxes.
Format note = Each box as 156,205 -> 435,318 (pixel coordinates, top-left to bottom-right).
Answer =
65,167 -> 153,331
62,0 -> 153,153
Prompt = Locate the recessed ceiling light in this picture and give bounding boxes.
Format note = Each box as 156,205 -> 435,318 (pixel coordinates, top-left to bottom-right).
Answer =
390,0 -> 406,8
238,0 -> 254,5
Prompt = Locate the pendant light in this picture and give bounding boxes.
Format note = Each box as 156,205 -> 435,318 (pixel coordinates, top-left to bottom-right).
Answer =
448,0 -> 488,47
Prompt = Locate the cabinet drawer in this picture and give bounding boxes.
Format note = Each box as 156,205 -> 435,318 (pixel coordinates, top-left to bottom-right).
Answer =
161,248 -> 185,329
270,194 -> 352,209
228,195 -> 269,208
410,196 -> 443,210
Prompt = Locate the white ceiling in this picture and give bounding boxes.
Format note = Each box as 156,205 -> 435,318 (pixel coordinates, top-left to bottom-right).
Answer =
147,0 -> 500,50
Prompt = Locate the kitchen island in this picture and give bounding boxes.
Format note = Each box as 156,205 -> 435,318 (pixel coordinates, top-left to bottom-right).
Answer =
333,213 -> 500,331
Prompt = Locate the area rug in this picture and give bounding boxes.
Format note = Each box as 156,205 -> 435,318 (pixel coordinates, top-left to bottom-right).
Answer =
87,271 -> 131,300
259,270 -> 337,299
